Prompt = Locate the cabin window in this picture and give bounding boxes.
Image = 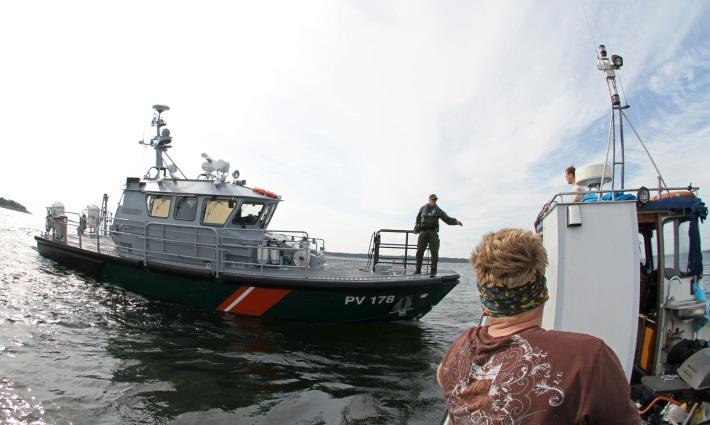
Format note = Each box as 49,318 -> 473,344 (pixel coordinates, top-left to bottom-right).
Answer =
202,199 -> 236,226
649,230 -> 658,271
174,196 -> 198,221
232,202 -> 265,228
257,203 -> 274,228
678,220 -> 690,275
146,195 -> 171,218
638,228 -> 658,271
662,219 -> 691,278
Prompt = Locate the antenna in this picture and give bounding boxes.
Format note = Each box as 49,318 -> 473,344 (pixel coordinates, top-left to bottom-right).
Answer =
139,104 -> 174,177
597,45 -> 628,192
597,45 -> 667,194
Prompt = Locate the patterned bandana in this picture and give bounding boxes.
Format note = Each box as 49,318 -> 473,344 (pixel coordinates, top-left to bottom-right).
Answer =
478,276 -> 549,317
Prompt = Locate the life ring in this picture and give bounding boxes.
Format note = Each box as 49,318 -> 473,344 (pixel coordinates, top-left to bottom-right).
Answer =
252,187 -> 279,199
650,191 -> 695,200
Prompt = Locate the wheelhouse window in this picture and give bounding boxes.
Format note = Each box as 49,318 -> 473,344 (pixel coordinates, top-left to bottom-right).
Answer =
638,227 -> 658,271
678,220 -> 690,275
232,202 -> 266,228
202,199 -> 237,226
257,203 -> 274,228
174,196 -> 198,221
662,219 -> 691,278
147,195 -> 171,218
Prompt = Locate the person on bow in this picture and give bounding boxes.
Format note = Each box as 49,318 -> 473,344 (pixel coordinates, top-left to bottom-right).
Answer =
413,194 -> 462,276
437,228 -> 640,425
565,165 -> 584,202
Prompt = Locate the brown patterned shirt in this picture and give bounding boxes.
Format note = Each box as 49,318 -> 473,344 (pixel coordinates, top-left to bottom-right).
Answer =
438,326 -> 640,425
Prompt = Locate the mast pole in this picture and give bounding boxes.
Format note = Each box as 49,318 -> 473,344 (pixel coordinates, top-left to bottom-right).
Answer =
597,45 -> 628,194
150,104 -> 171,174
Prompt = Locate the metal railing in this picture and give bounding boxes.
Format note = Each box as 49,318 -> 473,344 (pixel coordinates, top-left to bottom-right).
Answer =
370,229 -> 427,273
545,185 -> 699,207
42,210 -> 327,277
535,185 -> 701,229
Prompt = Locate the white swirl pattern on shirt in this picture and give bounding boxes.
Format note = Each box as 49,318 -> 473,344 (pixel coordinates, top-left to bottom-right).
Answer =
447,335 -> 565,425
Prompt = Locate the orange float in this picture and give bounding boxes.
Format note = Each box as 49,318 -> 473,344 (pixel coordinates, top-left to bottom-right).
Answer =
650,190 -> 695,201
252,187 -> 279,198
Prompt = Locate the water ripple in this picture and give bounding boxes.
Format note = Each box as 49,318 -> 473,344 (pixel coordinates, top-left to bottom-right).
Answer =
0,208 -> 479,424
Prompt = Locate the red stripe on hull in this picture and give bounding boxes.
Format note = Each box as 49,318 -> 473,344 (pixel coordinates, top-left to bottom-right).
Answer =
217,286 -> 250,311
232,288 -> 291,316
217,286 -> 291,317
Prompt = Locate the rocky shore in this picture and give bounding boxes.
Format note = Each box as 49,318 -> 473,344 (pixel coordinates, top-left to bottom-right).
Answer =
0,197 -> 30,214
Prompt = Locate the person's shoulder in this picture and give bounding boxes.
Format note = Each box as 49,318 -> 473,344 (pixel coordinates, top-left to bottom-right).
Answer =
527,328 -> 605,352
446,326 -> 479,350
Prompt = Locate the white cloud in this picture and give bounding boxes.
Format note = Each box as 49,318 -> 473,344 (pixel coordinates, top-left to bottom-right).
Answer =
0,0 -> 708,254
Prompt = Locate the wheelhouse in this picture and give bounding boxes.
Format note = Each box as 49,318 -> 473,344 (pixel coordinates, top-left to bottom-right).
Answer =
536,186 -> 707,381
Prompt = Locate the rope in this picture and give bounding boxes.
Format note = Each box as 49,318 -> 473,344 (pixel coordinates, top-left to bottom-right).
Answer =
578,0 -> 601,61
638,395 -> 682,416
620,110 -> 668,189
617,69 -> 630,107
164,151 -> 188,179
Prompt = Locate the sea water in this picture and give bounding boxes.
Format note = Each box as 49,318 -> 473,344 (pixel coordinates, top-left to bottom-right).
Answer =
1,208 -> 708,424
0,209 -> 479,425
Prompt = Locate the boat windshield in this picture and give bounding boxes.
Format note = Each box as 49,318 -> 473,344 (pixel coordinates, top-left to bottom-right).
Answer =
232,202 -> 266,228
202,199 -> 237,226
174,196 -> 198,221
147,195 -> 171,218
662,218 -> 691,278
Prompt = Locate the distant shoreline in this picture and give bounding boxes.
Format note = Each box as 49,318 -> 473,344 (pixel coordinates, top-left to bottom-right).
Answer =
0,197 -> 30,214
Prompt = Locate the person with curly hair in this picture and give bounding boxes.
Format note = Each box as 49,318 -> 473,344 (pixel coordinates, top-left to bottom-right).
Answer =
437,228 -> 639,425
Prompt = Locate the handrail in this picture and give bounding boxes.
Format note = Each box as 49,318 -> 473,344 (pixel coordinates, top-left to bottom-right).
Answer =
43,208 -> 326,275
145,221 -> 220,273
535,185 -> 702,227
372,229 -> 423,272
547,185 -> 699,206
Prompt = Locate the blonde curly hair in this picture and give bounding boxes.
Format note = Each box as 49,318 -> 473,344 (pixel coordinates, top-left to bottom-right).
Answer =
471,228 -> 548,288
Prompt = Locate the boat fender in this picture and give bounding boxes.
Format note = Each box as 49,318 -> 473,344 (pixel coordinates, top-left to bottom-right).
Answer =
651,191 -> 695,200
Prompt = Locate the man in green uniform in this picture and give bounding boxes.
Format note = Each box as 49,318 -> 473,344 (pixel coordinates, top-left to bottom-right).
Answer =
414,194 -> 463,275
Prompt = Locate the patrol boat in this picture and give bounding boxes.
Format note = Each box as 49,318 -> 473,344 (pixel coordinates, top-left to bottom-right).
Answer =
534,45 -> 709,407
35,105 -> 459,322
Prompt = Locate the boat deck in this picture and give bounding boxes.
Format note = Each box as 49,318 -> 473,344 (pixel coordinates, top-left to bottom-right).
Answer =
39,232 -> 456,282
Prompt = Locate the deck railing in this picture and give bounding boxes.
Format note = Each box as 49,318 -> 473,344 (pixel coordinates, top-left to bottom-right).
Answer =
43,210 -> 326,277
370,229 -> 428,274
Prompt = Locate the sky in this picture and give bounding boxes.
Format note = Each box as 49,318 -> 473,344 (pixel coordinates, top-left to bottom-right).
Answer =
1,1 -> 709,257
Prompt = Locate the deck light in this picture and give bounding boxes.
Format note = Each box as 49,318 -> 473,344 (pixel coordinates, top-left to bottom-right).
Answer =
158,128 -> 172,145
598,45 -> 607,58
611,54 -> 623,69
637,186 -> 650,205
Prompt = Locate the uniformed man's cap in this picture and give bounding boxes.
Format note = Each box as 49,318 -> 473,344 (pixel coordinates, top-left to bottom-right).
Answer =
429,194 -> 438,200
